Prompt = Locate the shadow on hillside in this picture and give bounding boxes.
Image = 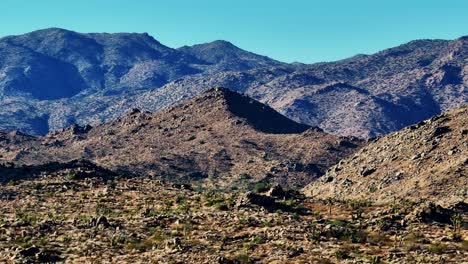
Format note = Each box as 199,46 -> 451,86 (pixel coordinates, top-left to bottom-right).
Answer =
0,159 -> 118,184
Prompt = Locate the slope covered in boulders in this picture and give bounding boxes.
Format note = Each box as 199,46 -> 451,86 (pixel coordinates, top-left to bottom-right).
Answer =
304,105 -> 467,206
0,88 -> 362,189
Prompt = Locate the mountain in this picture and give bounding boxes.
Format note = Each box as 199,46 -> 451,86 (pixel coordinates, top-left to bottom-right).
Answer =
0,28 -> 466,138
0,28 -> 282,99
0,88 -> 361,189
303,105 -> 467,206
131,36 -> 468,138
0,28 -> 283,134
178,40 -> 285,72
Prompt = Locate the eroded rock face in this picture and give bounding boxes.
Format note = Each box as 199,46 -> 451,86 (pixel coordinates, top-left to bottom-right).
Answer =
15,246 -> 62,263
0,159 -> 117,184
405,201 -> 467,225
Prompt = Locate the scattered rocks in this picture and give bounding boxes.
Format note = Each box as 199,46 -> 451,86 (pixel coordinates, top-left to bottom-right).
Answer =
360,167 -> 376,177
89,216 -> 111,228
0,174 -> 466,263
431,126 -> 451,138
15,246 -> 62,262
304,106 -> 467,205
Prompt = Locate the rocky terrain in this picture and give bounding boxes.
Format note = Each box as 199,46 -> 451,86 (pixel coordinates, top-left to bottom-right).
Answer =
0,88 -> 361,189
0,166 -> 466,263
0,91 -> 466,264
304,105 -> 467,206
0,28 -> 466,137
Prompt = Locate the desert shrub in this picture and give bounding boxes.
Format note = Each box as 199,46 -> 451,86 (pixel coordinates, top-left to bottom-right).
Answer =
203,191 -> 234,211
125,238 -> 156,252
428,242 -> 448,254
253,182 -> 271,193
460,240 -> 468,251
450,213 -> 462,242
368,255 -> 382,264
95,202 -> 113,215
404,232 -> 424,242
7,179 -> 17,186
66,172 -> 77,180
232,253 -> 251,264
367,232 -> 390,246
142,208 -> 159,217
334,249 -> 350,260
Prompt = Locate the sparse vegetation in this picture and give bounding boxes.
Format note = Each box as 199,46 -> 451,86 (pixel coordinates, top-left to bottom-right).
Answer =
0,175 -> 465,263
450,213 -> 463,242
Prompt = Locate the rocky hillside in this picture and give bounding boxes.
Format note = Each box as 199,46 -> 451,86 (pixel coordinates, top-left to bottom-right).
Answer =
0,28 -> 466,137
304,105 -> 467,206
1,169 -> 466,263
0,88 -> 361,189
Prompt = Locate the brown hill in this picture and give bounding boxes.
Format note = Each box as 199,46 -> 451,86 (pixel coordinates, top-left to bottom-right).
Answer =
0,88 -> 361,189
303,105 -> 468,206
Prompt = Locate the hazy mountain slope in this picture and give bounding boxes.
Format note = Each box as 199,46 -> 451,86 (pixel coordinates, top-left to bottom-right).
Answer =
303,105 -> 467,205
0,28 -> 195,98
0,88 -> 362,189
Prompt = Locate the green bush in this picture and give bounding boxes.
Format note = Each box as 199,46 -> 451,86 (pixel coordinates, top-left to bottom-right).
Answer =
66,172 -> 77,180
253,182 -> 271,193
428,242 -> 447,254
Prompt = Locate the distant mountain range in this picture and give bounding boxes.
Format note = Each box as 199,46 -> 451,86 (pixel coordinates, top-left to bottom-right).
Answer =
0,28 -> 466,137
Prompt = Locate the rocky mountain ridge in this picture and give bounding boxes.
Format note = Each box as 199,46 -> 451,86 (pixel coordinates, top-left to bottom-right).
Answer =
0,88 -> 362,189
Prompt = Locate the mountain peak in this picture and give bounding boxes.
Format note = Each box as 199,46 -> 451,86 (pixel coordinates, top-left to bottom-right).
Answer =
179,39 -> 238,51
199,40 -> 238,49
30,27 -> 75,34
190,87 -> 310,134
177,40 -> 283,69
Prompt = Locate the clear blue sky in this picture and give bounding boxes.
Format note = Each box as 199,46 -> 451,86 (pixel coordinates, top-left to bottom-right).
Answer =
2,0 -> 467,63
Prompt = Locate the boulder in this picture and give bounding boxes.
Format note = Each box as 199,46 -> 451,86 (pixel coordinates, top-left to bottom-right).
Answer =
236,192 -> 276,209
406,202 -> 454,224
